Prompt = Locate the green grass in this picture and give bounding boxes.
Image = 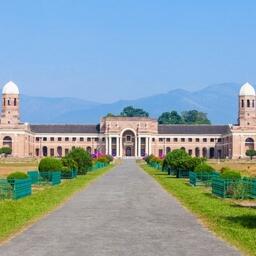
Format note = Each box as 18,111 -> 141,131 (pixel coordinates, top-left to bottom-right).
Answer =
0,164 -> 114,242
141,163 -> 256,256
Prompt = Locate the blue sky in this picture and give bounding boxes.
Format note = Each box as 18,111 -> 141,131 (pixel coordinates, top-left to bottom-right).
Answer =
0,1 -> 255,102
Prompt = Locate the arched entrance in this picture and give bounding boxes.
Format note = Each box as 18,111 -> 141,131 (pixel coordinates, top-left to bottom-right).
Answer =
122,130 -> 135,157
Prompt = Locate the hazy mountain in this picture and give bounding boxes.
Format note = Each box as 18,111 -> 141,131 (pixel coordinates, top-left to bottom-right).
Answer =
14,83 -> 241,124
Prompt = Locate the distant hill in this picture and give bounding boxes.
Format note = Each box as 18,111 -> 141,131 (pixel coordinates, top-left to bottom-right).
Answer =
9,82 -> 241,124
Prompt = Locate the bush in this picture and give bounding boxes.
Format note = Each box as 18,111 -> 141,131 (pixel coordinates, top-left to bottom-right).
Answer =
187,157 -> 205,171
0,147 -> 12,156
61,156 -> 77,170
105,155 -> 113,163
220,169 -> 241,180
7,172 -> 28,182
194,163 -> 215,173
144,154 -> 154,164
66,147 -> 92,175
61,166 -> 71,174
38,157 -> 63,172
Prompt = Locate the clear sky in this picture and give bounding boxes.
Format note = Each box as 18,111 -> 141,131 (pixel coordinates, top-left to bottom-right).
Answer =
0,0 -> 255,103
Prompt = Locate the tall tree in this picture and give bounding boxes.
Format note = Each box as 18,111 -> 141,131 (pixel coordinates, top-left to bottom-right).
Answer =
181,110 -> 211,124
120,106 -> 149,117
158,111 -> 184,124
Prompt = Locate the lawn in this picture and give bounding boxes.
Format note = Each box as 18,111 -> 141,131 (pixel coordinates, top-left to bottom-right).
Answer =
0,164 -> 114,242
208,159 -> 256,177
140,163 -> 256,256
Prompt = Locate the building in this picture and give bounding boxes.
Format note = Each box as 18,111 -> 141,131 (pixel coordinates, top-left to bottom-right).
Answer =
0,81 -> 255,159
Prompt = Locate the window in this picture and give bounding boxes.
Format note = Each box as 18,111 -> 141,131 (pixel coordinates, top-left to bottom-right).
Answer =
174,138 -> 178,142
166,147 -> 171,153
152,138 -> 155,142
127,135 -> 131,141
80,137 -> 84,142
247,99 -> 250,107
14,98 -> 17,106
65,148 -> 69,155
166,138 -> 170,142
72,137 -> 76,142
159,138 -> 163,142
188,149 -> 193,155
196,138 -> 200,142
241,99 -> 244,108
95,138 -> 99,142
188,138 -> 192,142
159,149 -> 163,157
102,138 -> 105,142
58,137 -> 62,141
36,137 -> 40,142
50,137 -> 54,142
65,137 -> 69,142
217,138 -> 222,143
43,137 -> 47,141
35,148 -> 39,156
203,138 -> 207,142
181,138 -> 185,142
210,138 -> 214,142
87,138 -> 91,142
7,99 -> 10,106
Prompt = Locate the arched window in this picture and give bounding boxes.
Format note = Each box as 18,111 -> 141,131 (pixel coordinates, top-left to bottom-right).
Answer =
166,147 -> 171,153
247,99 -> 250,107
241,100 -> 244,108
195,147 -> 200,157
202,147 -> 207,158
209,147 -> 215,159
42,146 -> 48,157
245,137 -> 254,150
7,99 -> 10,106
14,98 -> 17,106
3,98 -> 5,106
57,146 -> 62,157
159,149 -> 163,157
3,136 -> 12,149
86,146 -> 92,154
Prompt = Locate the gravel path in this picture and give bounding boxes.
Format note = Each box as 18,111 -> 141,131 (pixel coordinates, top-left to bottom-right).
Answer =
0,159 -> 240,256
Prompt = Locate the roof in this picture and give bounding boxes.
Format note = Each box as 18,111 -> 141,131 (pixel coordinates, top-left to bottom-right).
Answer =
30,124 -> 100,134
158,125 -> 231,135
239,82 -> 255,96
2,81 -> 19,94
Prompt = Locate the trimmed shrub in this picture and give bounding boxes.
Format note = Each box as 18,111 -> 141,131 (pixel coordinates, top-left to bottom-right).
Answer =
187,157 -> 205,172
194,163 -> 215,173
220,169 -> 241,180
38,157 -> 63,172
7,172 -> 28,182
66,147 -> 92,175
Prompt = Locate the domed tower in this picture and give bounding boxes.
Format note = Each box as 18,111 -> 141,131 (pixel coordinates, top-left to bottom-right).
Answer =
238,82 -> 256,127
1,81 -> 20,125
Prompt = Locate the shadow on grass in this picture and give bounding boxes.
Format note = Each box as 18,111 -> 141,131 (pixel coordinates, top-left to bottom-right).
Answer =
225,215 -> 256,229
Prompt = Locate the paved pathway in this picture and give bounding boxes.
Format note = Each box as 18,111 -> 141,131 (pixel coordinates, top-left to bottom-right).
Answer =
0,160 -> 239,256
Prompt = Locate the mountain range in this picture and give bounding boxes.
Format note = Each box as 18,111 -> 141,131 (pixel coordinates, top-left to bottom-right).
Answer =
15,82 -> 241,125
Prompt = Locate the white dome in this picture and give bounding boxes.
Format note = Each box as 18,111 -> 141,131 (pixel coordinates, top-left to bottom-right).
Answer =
2,81 -> 19,94
239,82 -> 255,96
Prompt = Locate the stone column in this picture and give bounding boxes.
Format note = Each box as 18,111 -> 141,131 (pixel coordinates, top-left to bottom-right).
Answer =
109,136 -> 112,156
120,136 -> 123,157
148,136 -> 152,155
135,135 -> 138,157
138,136 -> 141,157
116,136 -> 120,157
105,137 -> 109,155
145,137 -> 148,155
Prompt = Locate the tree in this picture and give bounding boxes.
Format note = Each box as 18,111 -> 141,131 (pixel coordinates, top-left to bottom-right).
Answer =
120,106 -> 149,117
181,110 -> 211,124
246,149 -> 256,160
66,147 -> 92,175
158,111 -> 184,124
164,149 -> 192,178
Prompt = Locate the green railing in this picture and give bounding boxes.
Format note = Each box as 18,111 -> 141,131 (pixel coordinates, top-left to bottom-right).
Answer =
189,171 -> 219,186
27,170 -> 40,184
90,162 -> 108,171
39,171 -> 61,186
61,169 -> 78,179
0,179 -> 12,199
212,177 -> 256,199
9,178 -> 32,199
149,162 -> 162,170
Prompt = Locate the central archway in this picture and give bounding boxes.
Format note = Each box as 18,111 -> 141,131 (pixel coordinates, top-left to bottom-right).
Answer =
122,130 -> 136,157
